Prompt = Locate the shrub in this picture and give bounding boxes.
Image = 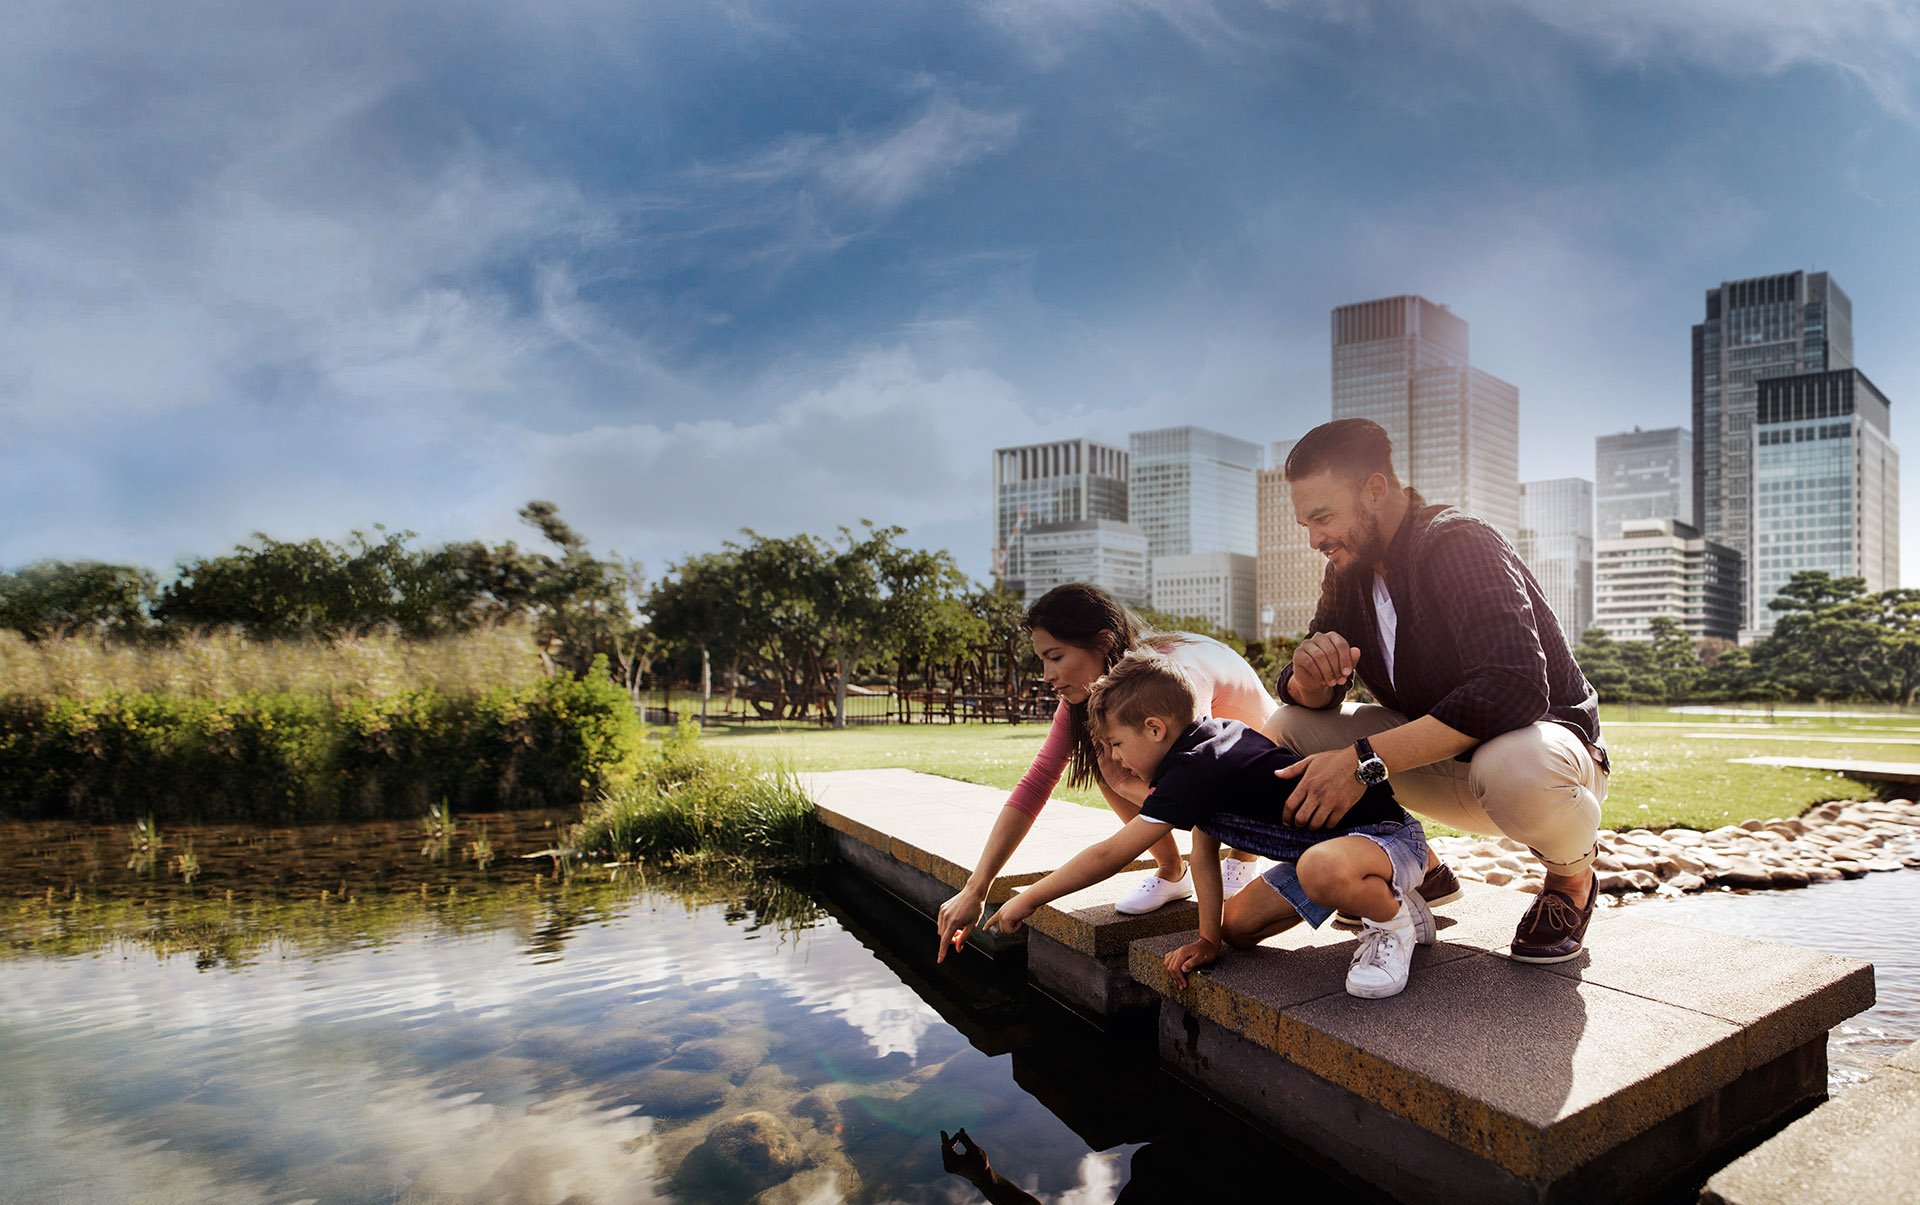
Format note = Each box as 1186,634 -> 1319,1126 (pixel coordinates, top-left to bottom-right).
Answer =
0,656 -> 645,824
570,720 -> 824,869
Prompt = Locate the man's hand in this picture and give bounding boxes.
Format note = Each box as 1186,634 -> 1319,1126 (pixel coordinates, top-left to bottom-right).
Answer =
1290,629 -> 1367,706
1163,935 -> 1220,989
981,893 -> 1033,936
1276,746 -> 1367,830
935,887 -> 986,964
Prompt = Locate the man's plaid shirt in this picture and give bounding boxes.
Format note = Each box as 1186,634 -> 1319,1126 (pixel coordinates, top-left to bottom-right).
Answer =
1275,498 -> 1606,766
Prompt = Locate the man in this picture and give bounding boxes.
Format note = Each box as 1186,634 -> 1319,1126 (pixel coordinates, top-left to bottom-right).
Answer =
1267,418 -> 1609,962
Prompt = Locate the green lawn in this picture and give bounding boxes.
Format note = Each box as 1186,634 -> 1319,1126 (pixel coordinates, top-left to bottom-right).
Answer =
695,704 -> 1920,833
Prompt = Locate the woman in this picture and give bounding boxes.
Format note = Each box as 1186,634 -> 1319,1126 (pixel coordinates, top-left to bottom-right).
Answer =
934,583 -> 1278,962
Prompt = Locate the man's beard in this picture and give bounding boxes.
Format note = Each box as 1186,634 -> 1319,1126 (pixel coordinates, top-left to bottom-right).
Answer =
1327,504 -> 1388,585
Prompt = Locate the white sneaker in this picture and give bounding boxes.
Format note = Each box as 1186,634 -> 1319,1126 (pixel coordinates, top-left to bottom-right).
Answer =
1219,858 -> 1262,900
1345,902 -> 1422,999
1114,867 -> 1194,915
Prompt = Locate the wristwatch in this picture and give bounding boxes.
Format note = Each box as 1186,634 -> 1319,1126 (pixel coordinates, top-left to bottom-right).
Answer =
1353,737 -> 1388,786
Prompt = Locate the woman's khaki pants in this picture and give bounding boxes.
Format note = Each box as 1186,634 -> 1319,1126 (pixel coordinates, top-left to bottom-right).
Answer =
1263,703 -> 1607,875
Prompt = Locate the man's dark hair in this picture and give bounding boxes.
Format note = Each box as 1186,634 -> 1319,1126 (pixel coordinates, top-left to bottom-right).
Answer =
1283,418 -> 1401,488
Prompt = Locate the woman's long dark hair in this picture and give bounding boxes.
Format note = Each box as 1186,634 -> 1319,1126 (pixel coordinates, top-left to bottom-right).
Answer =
1022,583 -> 1183,789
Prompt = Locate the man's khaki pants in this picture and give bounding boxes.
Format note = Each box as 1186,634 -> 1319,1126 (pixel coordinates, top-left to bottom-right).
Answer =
1264,704 -> 1607,875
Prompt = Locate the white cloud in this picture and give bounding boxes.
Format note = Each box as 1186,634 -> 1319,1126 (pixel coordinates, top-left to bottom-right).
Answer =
1501,0 -> 1920,120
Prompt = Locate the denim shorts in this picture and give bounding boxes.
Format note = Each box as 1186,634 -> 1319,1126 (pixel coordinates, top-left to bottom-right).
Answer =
1258,819 -> 1430,929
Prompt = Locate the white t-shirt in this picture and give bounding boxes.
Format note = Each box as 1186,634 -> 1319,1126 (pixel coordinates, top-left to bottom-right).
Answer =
1372,574 -> 1398,689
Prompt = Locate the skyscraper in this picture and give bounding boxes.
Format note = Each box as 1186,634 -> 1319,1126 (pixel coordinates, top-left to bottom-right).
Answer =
1596,426 -> 1692,538
1128,426 -> 1262,560
1692,270 -> 1853,625
1518,477 -> 1594,639
1332,296 -> 1521,537
1018,519 -> 1151,609
1257,440 -> 1330,641
1750,369 -> 1900,633
992,439 -> 1130,590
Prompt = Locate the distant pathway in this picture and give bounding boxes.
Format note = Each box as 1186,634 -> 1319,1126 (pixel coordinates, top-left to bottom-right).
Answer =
1683,731 -> 1920,747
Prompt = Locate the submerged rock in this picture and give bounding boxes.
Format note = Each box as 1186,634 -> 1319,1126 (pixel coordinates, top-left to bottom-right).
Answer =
675,1110 -> 808,1199
618,1068 -> 730,1118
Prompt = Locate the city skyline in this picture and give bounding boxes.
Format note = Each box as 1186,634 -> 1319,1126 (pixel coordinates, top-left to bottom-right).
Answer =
4,3 -> 1919,594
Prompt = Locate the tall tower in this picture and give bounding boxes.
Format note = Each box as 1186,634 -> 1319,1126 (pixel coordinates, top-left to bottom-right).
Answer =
992,439 -> 1130,591
1332,296 -> 1520,538
1692,270 -> 1852,625
1750,369 -> 1900,633
1518,477 -> 1595,639
1127,426 -> 1262,560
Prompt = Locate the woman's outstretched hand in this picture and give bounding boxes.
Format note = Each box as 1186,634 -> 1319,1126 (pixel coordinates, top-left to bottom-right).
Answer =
935,886 -> 986,963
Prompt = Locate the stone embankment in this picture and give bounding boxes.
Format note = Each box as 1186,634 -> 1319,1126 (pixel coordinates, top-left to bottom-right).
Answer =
1432,798 -> 1920,898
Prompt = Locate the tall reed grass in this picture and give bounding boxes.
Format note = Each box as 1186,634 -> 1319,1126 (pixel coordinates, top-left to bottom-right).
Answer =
0,626 -> 543,702
0,654 -> 646,824
571,720 -> 824,869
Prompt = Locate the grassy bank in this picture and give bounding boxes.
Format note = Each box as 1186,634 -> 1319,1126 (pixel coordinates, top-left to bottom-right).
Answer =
698,704 -> 1920,833
571,721 -> 824,869
0,644 -> 645,824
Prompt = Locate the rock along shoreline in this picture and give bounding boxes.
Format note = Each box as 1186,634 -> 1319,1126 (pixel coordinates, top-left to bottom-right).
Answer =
1431,798 -> 1920,898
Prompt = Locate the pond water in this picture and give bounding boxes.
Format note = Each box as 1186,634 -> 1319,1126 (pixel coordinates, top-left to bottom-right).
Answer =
0,815 -> 1340,1204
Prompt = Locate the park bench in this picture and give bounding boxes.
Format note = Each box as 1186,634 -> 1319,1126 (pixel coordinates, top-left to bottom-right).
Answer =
798,768 -> 1880,1204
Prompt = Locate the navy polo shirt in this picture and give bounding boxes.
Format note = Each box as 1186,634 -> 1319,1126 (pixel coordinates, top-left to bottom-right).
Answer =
1139,717 -> 1408,863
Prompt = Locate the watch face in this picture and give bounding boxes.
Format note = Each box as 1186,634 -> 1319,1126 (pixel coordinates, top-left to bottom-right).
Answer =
1356,757 -> 1388,785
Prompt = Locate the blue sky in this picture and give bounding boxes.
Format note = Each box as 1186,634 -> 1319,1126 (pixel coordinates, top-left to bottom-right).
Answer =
5,0 -> 1919,586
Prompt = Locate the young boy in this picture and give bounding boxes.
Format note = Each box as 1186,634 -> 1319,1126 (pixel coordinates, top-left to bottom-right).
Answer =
984,649 -> 1435,998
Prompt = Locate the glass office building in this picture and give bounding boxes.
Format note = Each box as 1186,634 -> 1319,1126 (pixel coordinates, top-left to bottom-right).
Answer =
1692,271 -> 1852,626
1751,369 -> 1899,634
1018,519 -> 1151,609
1596,426 -> 1692,538
1333,296 -> 1521,538
1128,426 -> 1262,560
1518,477 -> 1595,640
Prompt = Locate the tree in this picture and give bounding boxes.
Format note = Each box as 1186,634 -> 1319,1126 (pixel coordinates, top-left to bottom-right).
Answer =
0,561 -> 157,641
814,523 -> 975,729
509,502 -> 646,680
1645,616 -> 1704,703
1872,589 -> 1920,707
648,549 -> 758,710
1755,572 -> 1878,700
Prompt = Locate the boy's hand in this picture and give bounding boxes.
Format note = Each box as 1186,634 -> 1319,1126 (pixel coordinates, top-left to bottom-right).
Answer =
982,894 -> 1033,935
1164,935 -> 1220,989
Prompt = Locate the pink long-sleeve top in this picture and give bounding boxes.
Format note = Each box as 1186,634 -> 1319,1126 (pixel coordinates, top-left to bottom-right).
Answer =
1003,635 -> 1280,818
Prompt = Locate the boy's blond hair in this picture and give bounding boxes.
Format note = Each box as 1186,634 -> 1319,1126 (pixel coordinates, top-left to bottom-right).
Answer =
1087,649 -> 1201,735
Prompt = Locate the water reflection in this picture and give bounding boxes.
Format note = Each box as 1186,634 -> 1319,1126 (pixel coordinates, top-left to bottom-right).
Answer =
0,817 -> 1344,1203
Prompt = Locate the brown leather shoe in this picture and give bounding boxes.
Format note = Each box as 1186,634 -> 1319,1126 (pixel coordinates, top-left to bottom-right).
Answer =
1508,882 -> 1595,964
1333,861 -> 1464,928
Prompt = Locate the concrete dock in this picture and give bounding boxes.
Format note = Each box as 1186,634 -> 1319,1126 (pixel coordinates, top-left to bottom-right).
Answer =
798,769 -> 1880,1204
1699,1039 -> 1920,1205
